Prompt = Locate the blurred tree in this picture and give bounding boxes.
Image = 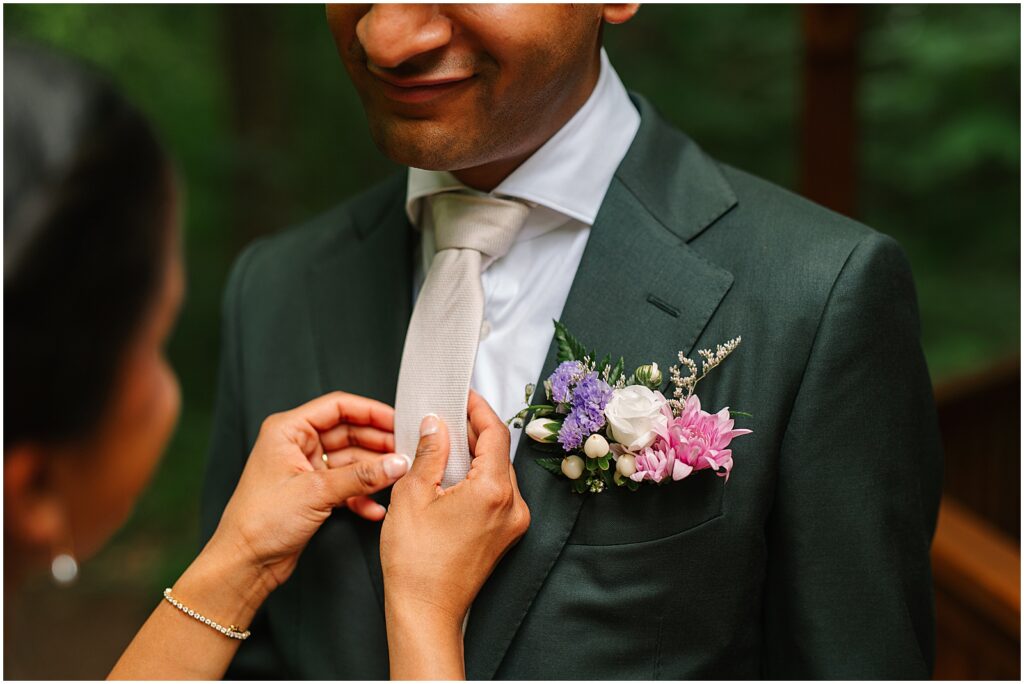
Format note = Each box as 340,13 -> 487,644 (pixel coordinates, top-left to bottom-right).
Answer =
222,4 -> 292,242
859,4 -> 1020,375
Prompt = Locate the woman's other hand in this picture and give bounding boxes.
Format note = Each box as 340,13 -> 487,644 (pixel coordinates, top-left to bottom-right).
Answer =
110,391 -> 408,680
380,391 -> 530,679
206,391 -> 409,598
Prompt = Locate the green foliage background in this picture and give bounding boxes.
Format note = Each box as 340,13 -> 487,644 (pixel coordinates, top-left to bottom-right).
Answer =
4,0 -> 1019,631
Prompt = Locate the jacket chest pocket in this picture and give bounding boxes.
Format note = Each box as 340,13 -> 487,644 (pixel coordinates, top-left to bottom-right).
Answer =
566,470 -> 725,546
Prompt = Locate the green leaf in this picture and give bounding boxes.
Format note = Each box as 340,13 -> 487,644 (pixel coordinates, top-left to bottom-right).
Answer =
624,478 -> 641,492
598,455 -> 611,471
571,479 -> 588,494
553,319 -> 588,363
584,457 -> 599,472
534,457 -> 564,476
610,356 -> 625,384
729,410 -> 754,418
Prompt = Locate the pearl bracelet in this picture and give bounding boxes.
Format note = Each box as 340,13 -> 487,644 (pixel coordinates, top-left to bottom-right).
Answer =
162,588 -> 251,640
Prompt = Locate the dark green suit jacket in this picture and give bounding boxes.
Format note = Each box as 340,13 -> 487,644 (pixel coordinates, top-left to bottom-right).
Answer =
200,95 -> 943,679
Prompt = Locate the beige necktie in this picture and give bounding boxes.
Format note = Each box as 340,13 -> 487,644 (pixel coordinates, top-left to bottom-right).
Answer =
394,192 -> 530,487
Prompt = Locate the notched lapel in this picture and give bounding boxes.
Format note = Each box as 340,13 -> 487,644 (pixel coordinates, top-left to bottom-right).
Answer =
464,176 -> 734,679
306,202 -> 412,405
305,191 -> 413,611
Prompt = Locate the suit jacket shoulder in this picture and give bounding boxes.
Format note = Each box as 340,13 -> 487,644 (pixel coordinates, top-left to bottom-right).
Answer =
236,171 -> 406,291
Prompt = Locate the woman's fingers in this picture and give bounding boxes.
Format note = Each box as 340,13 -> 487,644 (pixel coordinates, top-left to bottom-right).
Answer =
320,423 -> 395,454
467,390 -> 503,434
290,391 -> 396,434
346,495 -> 387,521
321,446 -> 384,469
467,417 -> 479,454
406,414 -> 450,493
312,453 -> 409,508
466,391 -> 512,481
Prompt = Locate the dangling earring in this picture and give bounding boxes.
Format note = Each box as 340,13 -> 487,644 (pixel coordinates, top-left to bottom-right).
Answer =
51,552 -> 78,585
51,525 -> 78,586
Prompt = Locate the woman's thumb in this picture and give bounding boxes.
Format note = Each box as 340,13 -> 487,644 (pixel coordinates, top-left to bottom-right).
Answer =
313,453 -> 410,507
406,414 -> 450,487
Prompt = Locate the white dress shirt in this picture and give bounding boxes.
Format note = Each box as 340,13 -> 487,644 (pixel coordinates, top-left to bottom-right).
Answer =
406,48 -> 640,459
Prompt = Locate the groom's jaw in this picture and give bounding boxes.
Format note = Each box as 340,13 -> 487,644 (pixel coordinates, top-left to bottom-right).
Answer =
325,3 -> 607,190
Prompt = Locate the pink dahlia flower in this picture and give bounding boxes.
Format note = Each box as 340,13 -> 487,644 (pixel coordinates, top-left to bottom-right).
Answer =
631,395 -> 751,483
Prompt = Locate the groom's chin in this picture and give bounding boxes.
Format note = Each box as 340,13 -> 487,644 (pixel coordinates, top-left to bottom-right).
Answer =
365,117 -> 501,173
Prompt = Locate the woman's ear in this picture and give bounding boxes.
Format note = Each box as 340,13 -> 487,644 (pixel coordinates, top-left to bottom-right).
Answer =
4,445 -> 70,555
602,4 -> 640,25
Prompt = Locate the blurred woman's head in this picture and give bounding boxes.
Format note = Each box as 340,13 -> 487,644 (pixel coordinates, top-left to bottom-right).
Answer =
4,44 -> 183,588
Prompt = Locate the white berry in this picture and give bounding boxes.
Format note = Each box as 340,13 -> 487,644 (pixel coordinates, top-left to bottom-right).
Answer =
584,433 -> 610,459
561,455 -> 585,480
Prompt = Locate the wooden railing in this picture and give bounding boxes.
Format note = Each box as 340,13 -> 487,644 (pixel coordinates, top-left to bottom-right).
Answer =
931,357 -> 1020,680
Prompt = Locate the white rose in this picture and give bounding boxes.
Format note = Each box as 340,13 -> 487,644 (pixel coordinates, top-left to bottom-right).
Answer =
604,385 -> 668,451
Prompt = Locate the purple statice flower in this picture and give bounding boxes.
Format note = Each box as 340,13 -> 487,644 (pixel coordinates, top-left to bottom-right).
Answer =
556,370 -> 612,451
549,360 -> 584,405
557,411 -> 586,451
570,371 -> 612,433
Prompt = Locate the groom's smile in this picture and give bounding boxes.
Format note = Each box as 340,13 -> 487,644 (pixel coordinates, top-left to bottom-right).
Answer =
366,58 -> 481,107
369,69 -> 477,106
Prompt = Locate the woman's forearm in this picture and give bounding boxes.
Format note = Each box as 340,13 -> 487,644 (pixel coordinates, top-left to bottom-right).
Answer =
108,539 -> 271,680
385,593 -> 466,680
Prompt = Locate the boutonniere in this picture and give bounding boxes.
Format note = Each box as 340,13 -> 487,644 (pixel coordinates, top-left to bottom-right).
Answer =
509,321 -> 752,494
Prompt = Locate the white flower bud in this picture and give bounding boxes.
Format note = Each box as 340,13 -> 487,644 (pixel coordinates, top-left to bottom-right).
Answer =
584,433 -> 610,459
634,362 -> 663,389
616,453 -> 637,478
561,455 -> 585,480
524,417 -> 561,443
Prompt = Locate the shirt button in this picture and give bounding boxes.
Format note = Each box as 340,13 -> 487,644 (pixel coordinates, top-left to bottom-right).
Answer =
480,319 -> 492,341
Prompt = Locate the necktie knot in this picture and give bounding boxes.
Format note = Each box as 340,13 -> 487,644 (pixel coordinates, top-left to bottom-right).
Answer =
430,192 -> 530,263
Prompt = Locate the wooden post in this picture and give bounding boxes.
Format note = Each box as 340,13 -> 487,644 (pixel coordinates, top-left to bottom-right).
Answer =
221,4 -> 291,245
799,5 -> 861,218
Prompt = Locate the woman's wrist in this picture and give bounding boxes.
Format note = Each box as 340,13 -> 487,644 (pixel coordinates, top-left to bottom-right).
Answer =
172,539 -> 273,630
384,589 -> 465,632
384,590 -> 466,679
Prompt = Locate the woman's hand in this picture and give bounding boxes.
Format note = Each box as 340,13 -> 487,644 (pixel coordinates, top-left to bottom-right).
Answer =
380,391 -> 530,680
110,391 -> 409,680
206,391 -> 410,600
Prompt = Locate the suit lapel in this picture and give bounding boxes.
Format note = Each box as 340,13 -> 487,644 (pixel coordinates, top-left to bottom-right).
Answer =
464,116 -> 737,676
306,182 -> 413,406
305,177 -> 412,609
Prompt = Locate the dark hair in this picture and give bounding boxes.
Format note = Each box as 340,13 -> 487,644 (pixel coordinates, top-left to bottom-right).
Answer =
4,43 -> 173,448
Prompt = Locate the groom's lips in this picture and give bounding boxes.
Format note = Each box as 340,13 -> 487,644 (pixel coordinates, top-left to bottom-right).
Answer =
370,71 -> 476,105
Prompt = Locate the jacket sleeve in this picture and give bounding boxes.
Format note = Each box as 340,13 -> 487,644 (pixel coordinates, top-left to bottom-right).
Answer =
761,232 -> 944,678
199,240 -> 291,679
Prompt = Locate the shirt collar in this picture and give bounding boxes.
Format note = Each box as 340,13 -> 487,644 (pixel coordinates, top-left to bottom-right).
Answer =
405,48 -> 640,228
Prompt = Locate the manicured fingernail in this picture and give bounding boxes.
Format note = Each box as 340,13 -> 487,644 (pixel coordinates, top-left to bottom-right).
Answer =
384,455 -> 409,478
420,413 -> 439,436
